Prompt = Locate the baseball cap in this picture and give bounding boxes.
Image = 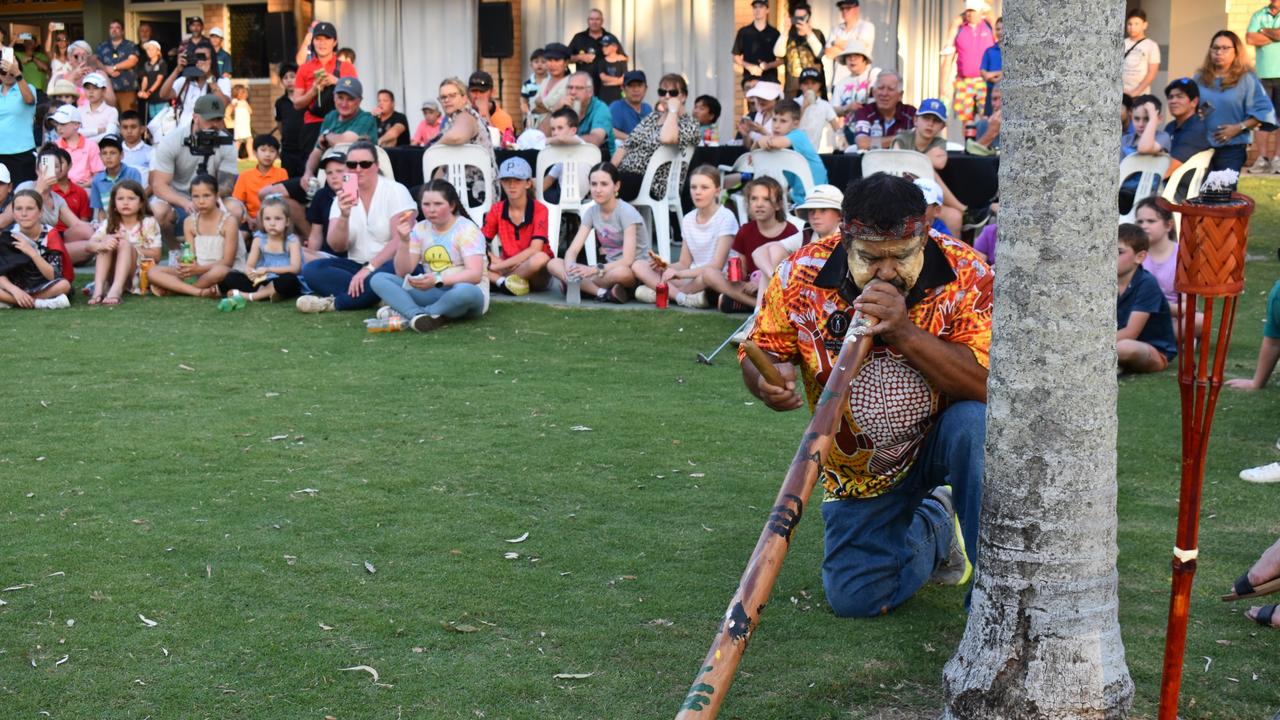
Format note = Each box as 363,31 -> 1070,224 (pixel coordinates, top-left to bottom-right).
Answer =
798,68 -> 822,84
82,72 -> 109,88
46,78 -> 78,98
142,40 -> 161,52
187,16 -> 204,27
498,156 -> 533,181
914,178 -> 944,206
964,0 -> 985,11
468,71 -> 494,91
312,21 -> 337,38
51,104 -> 81,125
320,148 -> 347,168
795,184 -> 844,212
209,27 -> 224,38
751,0 -> 768,6
837,0 -> 860,6
918,98 -> 947,121
1165,76 -> 1201,102
542,42 -> 571,60
623,70 -> 647,85
600,34 -> 619,47
421,99 -> 441,111
192,93 -> 226,120
836,39 -> 873,64
334,76 -> 363,98
0,163 -> 10,184
97,134 -> 123,152
745,81 -> 783,101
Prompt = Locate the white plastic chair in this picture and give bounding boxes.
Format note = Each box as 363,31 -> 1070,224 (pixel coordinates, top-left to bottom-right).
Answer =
749,149 -> 817,213
722,151 -> 755,227
1161,148 -> 1214,237
630,144 -> 694,262
535,143 -> 601,255
422,143 -> 497,222
1117,152 -> 1171,223
860,149 -> 935,181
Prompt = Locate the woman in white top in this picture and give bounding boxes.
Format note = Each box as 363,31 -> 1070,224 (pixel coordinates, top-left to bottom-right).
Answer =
297,141 -> 417,313
530,43 -> 572,131
634,165 -> 737,308
158,47 -> 231,133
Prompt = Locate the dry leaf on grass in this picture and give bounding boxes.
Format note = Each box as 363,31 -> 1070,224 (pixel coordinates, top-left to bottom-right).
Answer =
442,622 -> 480,633
138,614 -> 158,627
570,426 -> 592,432
3,584 -> 33,592
364,561 -> 377,574
503,552 -> 520,560
178,364 -> 195,372
54,655 -> 68,667
505,532 -> 529,543
340,664 -> 379,682
268,435 -> 289,441
319,623 -> 333,631
283,555 -> 297,565
553,672 -> 594,679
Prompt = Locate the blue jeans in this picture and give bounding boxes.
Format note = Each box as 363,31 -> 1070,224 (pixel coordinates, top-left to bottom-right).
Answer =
301,257 -> 397,311
820,400 -> 985,618
1209,145 -> 1247,176
368,271 -> 485,320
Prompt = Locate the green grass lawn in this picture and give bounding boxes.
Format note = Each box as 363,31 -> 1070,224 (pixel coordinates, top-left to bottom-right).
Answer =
1,180 -> 1278,719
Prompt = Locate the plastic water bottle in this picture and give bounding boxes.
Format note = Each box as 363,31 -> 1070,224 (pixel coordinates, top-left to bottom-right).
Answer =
366,316 -> 405,333
180,242 -> 194,265
566,277 -> 581,306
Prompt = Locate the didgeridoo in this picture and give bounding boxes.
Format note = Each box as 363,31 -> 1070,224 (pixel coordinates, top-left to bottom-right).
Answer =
676,311 -> 875,719
739,341 -> 786,387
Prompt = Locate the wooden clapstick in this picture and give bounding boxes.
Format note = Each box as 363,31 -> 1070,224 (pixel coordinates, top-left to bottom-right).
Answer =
740,341 -> 786,387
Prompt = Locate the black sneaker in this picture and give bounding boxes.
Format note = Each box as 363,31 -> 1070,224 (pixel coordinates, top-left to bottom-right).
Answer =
410,314 -> 444,333
717,295 -> 751,314
599,285 -> 629,304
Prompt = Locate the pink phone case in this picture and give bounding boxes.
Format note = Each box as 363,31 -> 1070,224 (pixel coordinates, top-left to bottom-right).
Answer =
342,173 -> 358,200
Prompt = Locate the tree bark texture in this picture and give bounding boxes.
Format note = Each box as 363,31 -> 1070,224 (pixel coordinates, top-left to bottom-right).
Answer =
942,0 -> 1135,717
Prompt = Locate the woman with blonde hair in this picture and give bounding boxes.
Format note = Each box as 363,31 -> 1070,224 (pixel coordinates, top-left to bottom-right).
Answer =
1194,30 -> 1277,175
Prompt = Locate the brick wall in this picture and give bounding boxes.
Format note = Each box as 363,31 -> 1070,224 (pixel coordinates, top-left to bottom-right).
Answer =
476,0 -> 525,125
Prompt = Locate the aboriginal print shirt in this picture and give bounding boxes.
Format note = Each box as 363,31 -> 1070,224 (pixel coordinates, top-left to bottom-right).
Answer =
744,231 -> 993,500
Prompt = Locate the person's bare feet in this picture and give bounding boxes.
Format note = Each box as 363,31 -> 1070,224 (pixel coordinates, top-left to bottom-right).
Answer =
1244,538 -> 1280,590
1245,604 -> 1280,628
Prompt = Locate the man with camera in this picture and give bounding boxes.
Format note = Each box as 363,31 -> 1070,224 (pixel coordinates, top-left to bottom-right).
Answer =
158,41 -> 230,135
149,94 -> 242,240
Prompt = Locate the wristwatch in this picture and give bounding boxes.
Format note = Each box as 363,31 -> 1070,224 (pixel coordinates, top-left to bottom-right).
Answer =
434,272 -> 444,288
363,263 -> 376,274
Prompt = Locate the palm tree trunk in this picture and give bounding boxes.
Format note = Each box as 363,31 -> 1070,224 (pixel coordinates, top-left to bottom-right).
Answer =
941,0 -> 1135,717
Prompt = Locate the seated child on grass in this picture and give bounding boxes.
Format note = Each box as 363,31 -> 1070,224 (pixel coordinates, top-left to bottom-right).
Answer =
1117,222 -> 1176,374
703,176 -> 797,313
147,174 -> 246,298
0,190 -> 71,309
217,196 -> 307,303
482,157 -> 552,296
634,164 -> 738,307
87,179 -> 161,305
545,162 -> 648,304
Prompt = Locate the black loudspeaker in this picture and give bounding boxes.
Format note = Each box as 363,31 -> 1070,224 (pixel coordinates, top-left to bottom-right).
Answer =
265,12 -> 297,66
478,2 -> 515,59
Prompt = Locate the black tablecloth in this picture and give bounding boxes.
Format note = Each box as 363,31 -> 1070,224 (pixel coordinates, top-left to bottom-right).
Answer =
385,146 -> 999,210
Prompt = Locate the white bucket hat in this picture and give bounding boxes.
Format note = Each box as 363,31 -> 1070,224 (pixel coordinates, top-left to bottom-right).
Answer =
795,184 -> 845,212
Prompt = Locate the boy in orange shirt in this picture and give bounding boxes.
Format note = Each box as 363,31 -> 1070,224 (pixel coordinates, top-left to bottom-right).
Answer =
234,134 -> 288,229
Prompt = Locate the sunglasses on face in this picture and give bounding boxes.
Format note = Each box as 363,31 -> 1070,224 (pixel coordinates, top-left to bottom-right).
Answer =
656,88 -> 679,97
195,55 -> 211,61
346,160 -> 375,169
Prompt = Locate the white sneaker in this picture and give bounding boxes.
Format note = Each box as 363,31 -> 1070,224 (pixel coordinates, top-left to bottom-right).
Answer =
1241,462 -> 1280,483
296,295 -> 336,313
1270,157 -> 1280,175
375,305 -> 403,321
1248,156 -> 1271,174
34,294 -> 70,310
677,290 -> 710,309
633,285 -> 657,304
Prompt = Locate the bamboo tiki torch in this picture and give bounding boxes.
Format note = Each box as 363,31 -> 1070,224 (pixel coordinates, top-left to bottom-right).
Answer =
1156,192 -> 1254,720
675,313 -> 875,719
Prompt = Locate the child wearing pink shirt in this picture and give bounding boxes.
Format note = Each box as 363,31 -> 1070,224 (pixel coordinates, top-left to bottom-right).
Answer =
50,105 -> 104,189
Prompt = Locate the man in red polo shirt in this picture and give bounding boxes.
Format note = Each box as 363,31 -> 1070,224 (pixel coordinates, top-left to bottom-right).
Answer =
293,22 -> 358,162
480,157 -> 551,296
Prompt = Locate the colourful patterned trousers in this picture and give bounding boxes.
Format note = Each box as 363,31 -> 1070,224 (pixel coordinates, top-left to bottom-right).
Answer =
952,77 -> 988,124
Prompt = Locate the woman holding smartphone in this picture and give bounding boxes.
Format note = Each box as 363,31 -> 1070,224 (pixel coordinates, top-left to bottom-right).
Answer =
0,47 -> 36,184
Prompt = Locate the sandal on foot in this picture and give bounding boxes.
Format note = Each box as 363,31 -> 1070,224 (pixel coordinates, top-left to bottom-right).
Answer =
102,295 -> 121,306
1247,604 -> 1280,628
87,295 -> 104,306
1222,572 -> 1280,602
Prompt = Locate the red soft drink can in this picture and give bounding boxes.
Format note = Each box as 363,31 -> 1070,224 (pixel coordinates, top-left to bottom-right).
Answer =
728,257 -> 743,283
963,121 -> 977,140
655,282 -> 669,308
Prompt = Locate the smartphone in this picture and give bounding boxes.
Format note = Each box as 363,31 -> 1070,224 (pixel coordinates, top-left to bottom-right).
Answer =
1196,101 -> 1215,120
341,172 -> 358,200
0,47 -> 14,68
40,154 -> 57,179
52,22 -> 65,31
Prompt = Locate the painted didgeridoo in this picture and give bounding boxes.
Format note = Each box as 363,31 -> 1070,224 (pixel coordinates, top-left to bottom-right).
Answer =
675,311 -> 875,719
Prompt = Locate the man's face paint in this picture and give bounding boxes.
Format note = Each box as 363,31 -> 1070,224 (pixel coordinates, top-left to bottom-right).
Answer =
841,217 -> 928,292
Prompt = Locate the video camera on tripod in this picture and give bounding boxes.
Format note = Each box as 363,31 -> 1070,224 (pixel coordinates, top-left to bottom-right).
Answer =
184,129 -> 233,174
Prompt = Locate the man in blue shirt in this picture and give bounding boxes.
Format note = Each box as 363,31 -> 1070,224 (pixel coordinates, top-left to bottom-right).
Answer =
979,17 -> 1003,115
95,19 -> 140,112
567,71 -> 616,155
609,70 -> 651,143
1163,77 -> 1211,162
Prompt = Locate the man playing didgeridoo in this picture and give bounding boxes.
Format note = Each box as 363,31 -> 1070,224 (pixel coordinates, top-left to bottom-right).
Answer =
739,172 -> 993,617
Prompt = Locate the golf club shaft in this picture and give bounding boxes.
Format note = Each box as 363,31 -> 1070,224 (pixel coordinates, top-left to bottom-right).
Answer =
702,315 -> 756,363
676,313 -> 875,719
